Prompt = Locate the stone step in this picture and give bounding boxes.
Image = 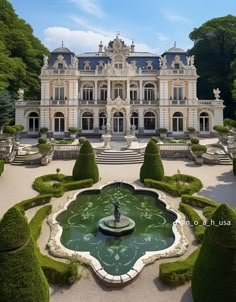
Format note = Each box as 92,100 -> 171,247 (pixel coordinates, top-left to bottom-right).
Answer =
11,154 -> 26,165
96,150 -> 143,164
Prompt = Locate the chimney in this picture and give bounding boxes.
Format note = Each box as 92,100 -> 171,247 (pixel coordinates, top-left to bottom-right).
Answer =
131,40 -> 135,53
99,41 -> 103,53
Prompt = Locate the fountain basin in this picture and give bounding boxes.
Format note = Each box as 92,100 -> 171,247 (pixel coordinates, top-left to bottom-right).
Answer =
99,215 -> 135,236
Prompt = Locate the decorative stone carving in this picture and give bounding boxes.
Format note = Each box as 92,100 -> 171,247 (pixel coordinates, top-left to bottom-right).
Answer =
42,54 -> 48,69
213,88 -> 221,100
71,55 -> 78,68
17,88 -> 24,100
159,55 -> 167,68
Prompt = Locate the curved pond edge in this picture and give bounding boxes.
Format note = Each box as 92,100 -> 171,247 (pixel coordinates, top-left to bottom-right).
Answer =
47,182 -> 188,285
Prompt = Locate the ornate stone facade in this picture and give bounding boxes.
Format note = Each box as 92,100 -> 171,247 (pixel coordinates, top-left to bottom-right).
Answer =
15,36 -> 224,137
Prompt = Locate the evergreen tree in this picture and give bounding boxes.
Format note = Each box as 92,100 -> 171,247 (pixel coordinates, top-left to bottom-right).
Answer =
192,204 -> 236,302
0,206 -> 49,301
140,140 -> 164,183
72,140 -> 99,183
0,90 -> 14,131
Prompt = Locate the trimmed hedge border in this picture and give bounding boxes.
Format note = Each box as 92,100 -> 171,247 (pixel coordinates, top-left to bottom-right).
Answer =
16,194 -> 53,211
0,160 -> 4,176
29,205 -> 80,285
33,174 -> 93,197
159,247 -> 200,286
144,174 -> 203,197
179,203 -> 205,242
181,194 -> 218,208
202,206 -> 217,219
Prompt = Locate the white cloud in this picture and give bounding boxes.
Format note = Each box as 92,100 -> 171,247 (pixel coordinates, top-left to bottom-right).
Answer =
155,32 -> 169,42
43,26 -> 159,54
69,0 -> 105,18
163,12 -> 189,23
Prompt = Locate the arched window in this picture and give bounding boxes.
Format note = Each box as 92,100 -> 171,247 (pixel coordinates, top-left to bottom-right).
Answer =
130,83 -> 138,101
172,112 -> 183,132
82,83 -> 93,100
54,112 -> 65,133
82,112 -> 93,130
99,84 -> 107,101
99,112 -> 107,130
114,84 -> 123,99
28,112 -> 39,132
130,112 -> 138,130
144,112 -> 155,130
144,83 -> 155,101
200,112 -> 209,132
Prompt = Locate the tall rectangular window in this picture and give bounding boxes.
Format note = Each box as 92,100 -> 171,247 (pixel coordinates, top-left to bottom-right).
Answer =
173,87 -> 183,100
55,87 -> 64,100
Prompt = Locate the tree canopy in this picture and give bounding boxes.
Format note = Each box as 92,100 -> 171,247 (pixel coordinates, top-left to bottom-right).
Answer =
0,90 -> 15,128
189,15 -> 236,117
0,0 -> 49,99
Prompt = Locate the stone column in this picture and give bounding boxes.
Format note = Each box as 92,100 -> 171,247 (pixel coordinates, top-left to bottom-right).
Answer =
126,79 -> 130,102
107,80 -> 111,101
138,108 -> 144,134
106,107 -> 112,134
139,80 -> 143,103
126,107 -> 131,135
94,80 -> 98,104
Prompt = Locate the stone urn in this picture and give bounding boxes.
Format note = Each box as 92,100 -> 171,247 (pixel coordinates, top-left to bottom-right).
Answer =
124,135 -> 134,148
102,134 -> 112,149
195,155 -> 204,165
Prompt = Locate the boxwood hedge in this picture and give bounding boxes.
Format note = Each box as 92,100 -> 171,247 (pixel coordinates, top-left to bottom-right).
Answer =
0,160 -> 4,176
159,247 -> 200,286
181,194 -> 218,208
144,174 -> 203,197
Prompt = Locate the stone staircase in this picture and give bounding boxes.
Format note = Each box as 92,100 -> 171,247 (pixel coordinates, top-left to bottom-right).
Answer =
96,150 -> 144,165
217,154 -> 232,165
11,153 -> 26,166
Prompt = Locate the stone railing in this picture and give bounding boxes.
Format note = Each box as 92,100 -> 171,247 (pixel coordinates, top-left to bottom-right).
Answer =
41,69 -> 80,76
15,100 -> 40,106
160,69 -> 197,76
198,99 -> 224,106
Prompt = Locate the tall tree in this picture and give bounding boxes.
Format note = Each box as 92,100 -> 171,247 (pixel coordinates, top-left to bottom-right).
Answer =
0,0 -> 49,99
189,15 -> 236,118
0,90 -> 14,132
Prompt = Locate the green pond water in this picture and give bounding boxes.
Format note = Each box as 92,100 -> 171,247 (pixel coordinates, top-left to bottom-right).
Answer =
57,183 -> 176,275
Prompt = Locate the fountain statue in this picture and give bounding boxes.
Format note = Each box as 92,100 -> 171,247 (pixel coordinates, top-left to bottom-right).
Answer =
98,193 -> 135,236
112,200 -> 121,223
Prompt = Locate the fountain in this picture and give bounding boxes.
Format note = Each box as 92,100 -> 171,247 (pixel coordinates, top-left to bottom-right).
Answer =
48,182 -> 188,284
98,200 -> 135,236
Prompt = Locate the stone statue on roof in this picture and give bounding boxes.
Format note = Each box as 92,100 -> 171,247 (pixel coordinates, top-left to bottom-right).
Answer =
213,88 -> 221,100
43,54 -> 48,66
159,55 -> 167,68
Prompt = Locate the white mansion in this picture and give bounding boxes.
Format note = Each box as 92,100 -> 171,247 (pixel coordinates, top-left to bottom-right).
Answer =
15,36 -> 224,137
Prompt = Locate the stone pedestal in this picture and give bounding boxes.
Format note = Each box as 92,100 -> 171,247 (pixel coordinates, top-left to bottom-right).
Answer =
102,134 -> 112,149
124,135 -> 134,148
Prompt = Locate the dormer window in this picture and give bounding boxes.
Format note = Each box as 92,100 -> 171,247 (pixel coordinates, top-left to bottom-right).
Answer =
84,61 -> 91,71
174,63 -> 180,69
114,63 -> 123,69
58,63 -> 63,69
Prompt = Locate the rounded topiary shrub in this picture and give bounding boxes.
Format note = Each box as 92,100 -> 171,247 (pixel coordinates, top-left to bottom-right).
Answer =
79,136 -> 86,145
150,136 -> 159,143
72,140 -> 99,183
0,207 -> 49,301
3,125 -> 16,135
190,136 -> 199,144
192,204 -> 236,302
38,143 -> 52,156
140,140 -> 164,183
38,137 -> 47,144
191,144 -> 207,154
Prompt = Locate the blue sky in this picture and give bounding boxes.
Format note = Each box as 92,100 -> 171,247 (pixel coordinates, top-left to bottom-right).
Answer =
9,0 -> 236,54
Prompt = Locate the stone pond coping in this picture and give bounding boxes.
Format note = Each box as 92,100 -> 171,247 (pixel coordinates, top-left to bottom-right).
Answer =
47,182 -> 189,285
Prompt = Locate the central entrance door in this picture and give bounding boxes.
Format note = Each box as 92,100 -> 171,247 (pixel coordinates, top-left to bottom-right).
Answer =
113,112 -> 124,134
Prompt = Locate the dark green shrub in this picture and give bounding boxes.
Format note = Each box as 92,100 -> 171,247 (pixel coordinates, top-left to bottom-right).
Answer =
158,128 -> 168,134
72,140 -> 99,183
159,247 -> 200,286
0,160 -> 4,176
224,118 -> 232,127
187,127 -> 196,133
190,136 -> 199,144
16,194 -> 52,211
181,194 -> 218,208
179,202 -> 205,242
38,143 -> 52,156
3,125 -> 16,135
0,207 -> 49,301
38,137 -> 47,144
213,124 -> 230,135
191,144 -> 207,155
13,124 -> 24,132
140,140 -> 164,183
233,158 -> 236,176
40,127 -> 48,134
68,127 -> 78,134
79,136 -> 86,145
202,206 -> 216,219
0,207 -> 30,251
144,174 -> 202,197
150,136 -> 159,143
192,204 -> 236,302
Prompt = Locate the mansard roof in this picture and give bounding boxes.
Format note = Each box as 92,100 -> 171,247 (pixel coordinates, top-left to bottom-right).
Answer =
165,46 -> 185,53
52,47 -> 72,54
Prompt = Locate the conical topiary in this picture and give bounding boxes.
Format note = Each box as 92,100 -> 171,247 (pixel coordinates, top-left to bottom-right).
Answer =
72,140 -> 99,183
140,140 -> 164,183
192,204 -> 236,302
0,206 -> 49,301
